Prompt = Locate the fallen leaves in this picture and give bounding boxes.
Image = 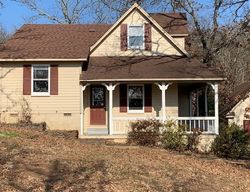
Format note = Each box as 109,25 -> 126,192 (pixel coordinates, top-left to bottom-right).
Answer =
0,127 -> 249,192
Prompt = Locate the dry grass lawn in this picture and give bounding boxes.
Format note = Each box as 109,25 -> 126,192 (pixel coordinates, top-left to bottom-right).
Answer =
0,127 -> 249,192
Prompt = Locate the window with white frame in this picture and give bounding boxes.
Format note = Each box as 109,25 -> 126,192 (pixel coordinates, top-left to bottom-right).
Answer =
128,25 -> 144,49
32,65 -> 50,95
128,85 -> 144,112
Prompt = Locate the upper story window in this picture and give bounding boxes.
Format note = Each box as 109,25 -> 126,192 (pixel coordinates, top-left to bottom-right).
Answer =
128,25 -> 144,49
32,65 -> 50,96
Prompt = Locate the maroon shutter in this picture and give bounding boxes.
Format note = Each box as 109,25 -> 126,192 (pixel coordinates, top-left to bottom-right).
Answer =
243,120 -> 250,135
23,65 -> 31,95
145,23 -> 152,51
144,84 -> 152,112
50,65 -> 58,95
121,24 -> 128,51
119,84 -> 127,112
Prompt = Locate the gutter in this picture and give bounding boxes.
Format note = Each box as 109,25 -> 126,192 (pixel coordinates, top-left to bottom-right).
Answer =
0,58 -> 88,62
80,77 -> 226,82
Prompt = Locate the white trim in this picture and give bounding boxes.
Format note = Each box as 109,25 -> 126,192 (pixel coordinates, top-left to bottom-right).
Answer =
31,64 -> 50,96
127,24 -> 145,50
90,3 -> 189,56
177,117 -> 216,120
0,58 -> 87,62
155,83 -> 172,122
113,116 -> 160,120
170,34 -> 189,37
80,84 -> 90,136
81,77 -> 225,82
127,84 -> 145,113
102,83 -> 119,135
207,82 -> 219,135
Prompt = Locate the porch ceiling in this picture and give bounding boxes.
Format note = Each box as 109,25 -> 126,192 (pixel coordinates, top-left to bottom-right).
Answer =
80,56 -> 224,82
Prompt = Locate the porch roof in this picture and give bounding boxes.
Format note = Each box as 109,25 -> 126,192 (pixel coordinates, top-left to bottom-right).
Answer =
80,56 -> 224,82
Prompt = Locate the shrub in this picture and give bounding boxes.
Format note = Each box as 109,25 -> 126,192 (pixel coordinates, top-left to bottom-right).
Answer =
212,124 -> 250,159
186,128 -> 202,152
161,121 -> 187,151
127,119 -> 162,146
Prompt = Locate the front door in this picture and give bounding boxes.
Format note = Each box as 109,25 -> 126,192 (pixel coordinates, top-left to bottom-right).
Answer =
90,85 -> 106,125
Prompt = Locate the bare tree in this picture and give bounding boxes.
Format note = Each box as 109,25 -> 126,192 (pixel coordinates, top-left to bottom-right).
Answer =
12,0 -> 91,24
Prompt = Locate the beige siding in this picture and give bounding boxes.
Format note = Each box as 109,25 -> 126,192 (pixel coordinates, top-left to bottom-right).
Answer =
91,9 -> 185,57
0,62 -> 82,131
82,83 -> 179,133
228,94 -> 250,127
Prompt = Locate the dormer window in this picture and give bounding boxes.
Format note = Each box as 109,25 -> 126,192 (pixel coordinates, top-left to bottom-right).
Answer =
128,25 -> 144,49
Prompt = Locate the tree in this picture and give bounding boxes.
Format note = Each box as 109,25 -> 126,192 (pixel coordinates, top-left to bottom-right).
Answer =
13,0 -> 92,24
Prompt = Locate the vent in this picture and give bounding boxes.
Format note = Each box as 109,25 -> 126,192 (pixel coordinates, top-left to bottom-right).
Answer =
64,113 -> 72,116
89,29 -> 96,32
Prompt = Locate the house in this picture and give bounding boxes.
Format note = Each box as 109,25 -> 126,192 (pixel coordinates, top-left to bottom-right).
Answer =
226,82 -> 250,134
0,3 -> 224,140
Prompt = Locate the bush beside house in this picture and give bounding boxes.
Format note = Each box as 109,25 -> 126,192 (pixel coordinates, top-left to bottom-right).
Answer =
128,119 -> 250,159
212,124 -> 250,159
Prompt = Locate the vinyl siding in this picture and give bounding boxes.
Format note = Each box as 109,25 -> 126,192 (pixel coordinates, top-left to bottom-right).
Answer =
0,62 -> 82,130
82,83 -> 179,133
228,93 -> 250,127
91,9 -> 185,57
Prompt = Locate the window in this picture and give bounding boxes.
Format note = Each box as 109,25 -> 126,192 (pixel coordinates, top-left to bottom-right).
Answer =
91,86 -> 105,108
128,25 -> 144,49
32,65 -> 50,96
128,85 -> 144,112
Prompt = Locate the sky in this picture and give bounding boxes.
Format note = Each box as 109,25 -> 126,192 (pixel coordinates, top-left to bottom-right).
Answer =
0,1 -> 32,33
0,0 -> 249,33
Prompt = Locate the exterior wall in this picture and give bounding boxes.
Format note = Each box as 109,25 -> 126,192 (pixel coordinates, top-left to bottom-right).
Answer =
91,9 -> 185,57
228,94 -> 250,127
0,62 -> 82,131
82,83 -> 179,133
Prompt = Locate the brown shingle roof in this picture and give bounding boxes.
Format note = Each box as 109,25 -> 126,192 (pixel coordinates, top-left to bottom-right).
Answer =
0,24 -> 111,59
80,56 -> 223,81
223,82 -> 250,115
0,13 -> 188,60
150,13 -> 188,35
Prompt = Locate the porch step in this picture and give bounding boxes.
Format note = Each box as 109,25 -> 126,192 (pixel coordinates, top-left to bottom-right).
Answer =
87,128 -> 108,135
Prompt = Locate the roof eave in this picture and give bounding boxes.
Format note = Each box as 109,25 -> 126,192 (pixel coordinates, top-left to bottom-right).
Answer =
0,58 -> 88,62
80,77 -> 225,82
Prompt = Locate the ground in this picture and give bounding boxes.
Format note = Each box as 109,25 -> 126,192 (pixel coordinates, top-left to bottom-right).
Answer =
0,127 -> 249,192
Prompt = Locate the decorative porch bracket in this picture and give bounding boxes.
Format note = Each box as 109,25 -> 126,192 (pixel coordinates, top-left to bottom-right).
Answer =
102,83 -> 119,135
80,83 -> 90,136
155,83 -> 173,122
207,82 -> 219,135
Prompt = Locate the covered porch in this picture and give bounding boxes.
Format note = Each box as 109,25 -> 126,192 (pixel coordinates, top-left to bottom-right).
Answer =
79,81 -> 219,137
79,56 -> 223,137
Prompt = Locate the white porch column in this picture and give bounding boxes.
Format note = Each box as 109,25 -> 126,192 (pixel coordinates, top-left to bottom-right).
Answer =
103,83 -> 119,135
80,83 -> 89,136
155,83 -> 172,122
208,82 -> 219,135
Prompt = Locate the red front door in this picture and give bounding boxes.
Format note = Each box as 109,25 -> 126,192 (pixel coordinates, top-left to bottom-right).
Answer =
90,85 -> 106,125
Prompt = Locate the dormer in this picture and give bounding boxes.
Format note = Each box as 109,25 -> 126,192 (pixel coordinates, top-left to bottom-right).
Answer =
90,3 -> 188,57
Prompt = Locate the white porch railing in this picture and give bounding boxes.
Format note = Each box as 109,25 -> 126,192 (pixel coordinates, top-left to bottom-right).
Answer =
112,116 -> 216,135
177,117 -> 216,134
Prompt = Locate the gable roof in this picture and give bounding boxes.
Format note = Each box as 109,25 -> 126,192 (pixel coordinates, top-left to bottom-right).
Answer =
80,56 -> 224,81
0,24 -> 111,60
224,82 -> 250,116
150,13 -> 188,35
0,4 -> 188,61
90,3 -> 188,56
